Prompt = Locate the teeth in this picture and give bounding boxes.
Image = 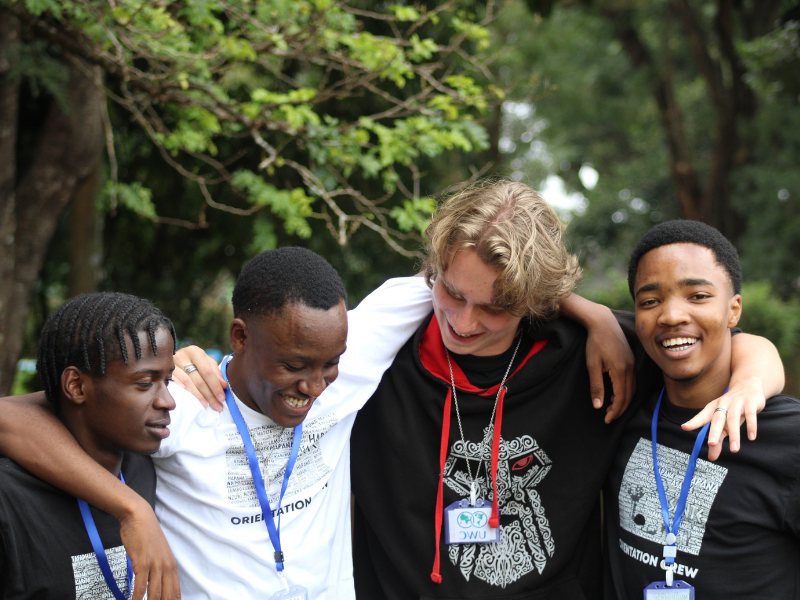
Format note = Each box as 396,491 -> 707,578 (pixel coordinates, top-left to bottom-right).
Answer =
661,337 -> 698,350
282,395 -> 312,408
451,324 -> 475,338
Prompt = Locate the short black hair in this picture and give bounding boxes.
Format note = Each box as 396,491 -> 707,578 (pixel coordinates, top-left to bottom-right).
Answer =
232,247 -> 347,320
628,220 -> 742,296
37,293 -> 177,410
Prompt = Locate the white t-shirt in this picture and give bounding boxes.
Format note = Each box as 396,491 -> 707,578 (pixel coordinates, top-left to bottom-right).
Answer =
154,277 -> 432,599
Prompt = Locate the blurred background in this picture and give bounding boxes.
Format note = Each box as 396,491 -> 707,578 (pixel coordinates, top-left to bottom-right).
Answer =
3,0 -> 800,396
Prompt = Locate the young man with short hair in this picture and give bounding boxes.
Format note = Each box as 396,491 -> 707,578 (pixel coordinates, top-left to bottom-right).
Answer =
0,292 -> 176,599
604,220 -> 800,598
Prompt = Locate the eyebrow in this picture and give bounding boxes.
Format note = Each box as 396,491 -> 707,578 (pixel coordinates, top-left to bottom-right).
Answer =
635,278 -> 717,297
131,367 -> 173,376
443,278 -> 503,309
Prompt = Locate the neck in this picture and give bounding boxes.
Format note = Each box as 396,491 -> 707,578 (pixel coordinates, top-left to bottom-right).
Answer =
59,411 -> 124,477
226,354 -> 262,414
663,364 -> 731,410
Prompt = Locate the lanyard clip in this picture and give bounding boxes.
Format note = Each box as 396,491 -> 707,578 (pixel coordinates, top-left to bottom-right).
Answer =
665,564 -> 674,586
469,482 -> 478,507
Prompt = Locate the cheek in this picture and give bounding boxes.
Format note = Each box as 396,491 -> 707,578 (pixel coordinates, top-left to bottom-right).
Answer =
431,285 -> 449,312
487,312 -> 519,332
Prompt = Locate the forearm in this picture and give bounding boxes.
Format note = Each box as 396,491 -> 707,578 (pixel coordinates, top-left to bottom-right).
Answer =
0,393 -> 149,520
559,292 -> 614,328
730,332 -> 785,398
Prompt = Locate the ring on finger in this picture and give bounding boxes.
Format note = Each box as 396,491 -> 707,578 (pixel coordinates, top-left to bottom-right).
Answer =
183,363 -> 199,375
714,407 -> 728,416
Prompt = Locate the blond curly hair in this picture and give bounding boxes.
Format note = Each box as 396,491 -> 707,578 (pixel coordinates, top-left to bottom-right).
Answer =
422,180 -> 581,319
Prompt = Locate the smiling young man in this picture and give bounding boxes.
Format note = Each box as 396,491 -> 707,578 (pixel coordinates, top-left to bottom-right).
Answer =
604,221 -> 800,598
0,293 -> 176,599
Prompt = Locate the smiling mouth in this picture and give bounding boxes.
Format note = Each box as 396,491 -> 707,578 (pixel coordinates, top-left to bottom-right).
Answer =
449,321 -> 480,339
281,394 -> 313,409
661,337 -> 698,351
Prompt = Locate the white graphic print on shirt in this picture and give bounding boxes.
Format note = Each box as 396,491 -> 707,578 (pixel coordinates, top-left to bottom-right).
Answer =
444,430 -> 554,588
618,438 -> 728,555
225,413 -> 339,506
71,545 -> 135,600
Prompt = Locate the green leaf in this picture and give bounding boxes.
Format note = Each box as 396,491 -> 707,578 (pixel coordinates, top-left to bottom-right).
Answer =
115,182 -> 156,218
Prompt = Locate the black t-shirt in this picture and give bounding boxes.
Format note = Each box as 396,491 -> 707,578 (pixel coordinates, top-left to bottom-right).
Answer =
351,311 -> 653,600
603,391 -> 800,599
0,453 -> 156,599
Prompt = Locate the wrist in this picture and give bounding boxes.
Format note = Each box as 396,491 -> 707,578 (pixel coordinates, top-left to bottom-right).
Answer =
113,488 -> 152,523
728,374 -> 762,394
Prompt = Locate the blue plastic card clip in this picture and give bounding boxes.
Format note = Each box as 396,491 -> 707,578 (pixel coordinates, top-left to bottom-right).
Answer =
444,499 -> 501,545
644,580 -> 695,600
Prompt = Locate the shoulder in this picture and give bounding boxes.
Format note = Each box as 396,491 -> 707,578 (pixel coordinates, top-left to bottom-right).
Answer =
0,457 -> 70,512
120,454 -> 156,507
761,394 -> 800,419
736,395 -> 800,474
156,382 -> 221,457
347,276 -> 432,328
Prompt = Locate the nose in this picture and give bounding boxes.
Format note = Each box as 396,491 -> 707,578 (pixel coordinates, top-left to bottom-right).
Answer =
156,382 -> 176,411
450,305 -> 479,335
657,297 -> 690,327
297,369 -> 329,398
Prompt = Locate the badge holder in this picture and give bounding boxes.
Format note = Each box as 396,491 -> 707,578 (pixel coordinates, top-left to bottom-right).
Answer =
644,580 -> 694,600
444,497 -> 500,545
269,585 -> 309,600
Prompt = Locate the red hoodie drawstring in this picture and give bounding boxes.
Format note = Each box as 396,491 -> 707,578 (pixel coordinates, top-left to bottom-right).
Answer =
430,387 -> 452,584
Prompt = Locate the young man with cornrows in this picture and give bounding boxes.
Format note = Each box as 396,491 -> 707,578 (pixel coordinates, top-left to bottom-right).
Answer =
0,293 -> 177,599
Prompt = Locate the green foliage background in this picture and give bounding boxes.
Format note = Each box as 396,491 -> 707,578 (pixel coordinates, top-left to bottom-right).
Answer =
10,0 -> 800,396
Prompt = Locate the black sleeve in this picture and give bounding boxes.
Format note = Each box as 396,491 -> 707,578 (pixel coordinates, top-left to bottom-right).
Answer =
0,493 -> 8,597
784,473 -> 800,540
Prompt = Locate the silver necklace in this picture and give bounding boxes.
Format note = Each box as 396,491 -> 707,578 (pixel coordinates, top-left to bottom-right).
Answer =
445,334 -> 523,506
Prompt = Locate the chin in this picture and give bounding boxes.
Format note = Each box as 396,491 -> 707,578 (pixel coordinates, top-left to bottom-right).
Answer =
664,369 -> 703,384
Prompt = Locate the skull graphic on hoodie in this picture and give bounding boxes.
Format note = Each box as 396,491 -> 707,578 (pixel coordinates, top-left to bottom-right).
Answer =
443,429 -> 554,588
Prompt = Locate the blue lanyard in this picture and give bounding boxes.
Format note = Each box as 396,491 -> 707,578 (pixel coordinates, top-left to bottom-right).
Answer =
651,387 -> 721,565
77,473 -> 133,600
221,355 -> 303,573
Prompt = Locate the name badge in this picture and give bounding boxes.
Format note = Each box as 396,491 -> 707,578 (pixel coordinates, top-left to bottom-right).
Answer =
444,499 -> 500,545
269,585 -> 309,600
644,581 -> 695,600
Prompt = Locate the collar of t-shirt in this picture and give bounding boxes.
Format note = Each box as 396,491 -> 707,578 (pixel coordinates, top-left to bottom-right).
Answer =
228,387 -> 279,428
658,392 -> 704,427
450,334 -> 537,389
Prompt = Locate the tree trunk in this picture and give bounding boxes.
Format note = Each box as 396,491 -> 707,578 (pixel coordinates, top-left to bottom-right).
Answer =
0,53 -> 104,395
68,165 -> 103,297
602,4 -> 756,243
0,12 -> 21,395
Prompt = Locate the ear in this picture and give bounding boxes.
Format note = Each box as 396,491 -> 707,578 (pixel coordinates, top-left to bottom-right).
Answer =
727,293 -> 742,328
229,318 -> 249,354
61,367 -> 89,406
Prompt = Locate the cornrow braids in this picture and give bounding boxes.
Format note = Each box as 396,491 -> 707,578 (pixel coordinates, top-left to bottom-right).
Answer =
36,292 -> 177,410
148,316 -> 159,356
114,296 -> 140,365
95,295 -> 125,375
126,305 -> 152,361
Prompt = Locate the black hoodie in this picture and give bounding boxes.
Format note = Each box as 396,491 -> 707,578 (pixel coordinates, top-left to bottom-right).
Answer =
351,312 -> 649,600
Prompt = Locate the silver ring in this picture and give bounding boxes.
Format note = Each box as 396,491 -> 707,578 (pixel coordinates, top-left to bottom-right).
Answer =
714,407 -> 728,416
183,363 -> 198,375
